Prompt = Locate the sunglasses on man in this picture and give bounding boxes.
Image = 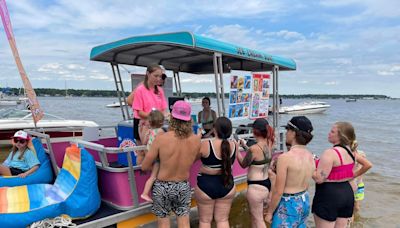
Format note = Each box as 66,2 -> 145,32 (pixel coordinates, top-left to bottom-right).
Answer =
13,138 -> 27,144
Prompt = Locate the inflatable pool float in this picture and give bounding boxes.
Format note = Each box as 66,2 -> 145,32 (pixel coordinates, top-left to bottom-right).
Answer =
0,138 -> 53,187
0,144 -> 100,228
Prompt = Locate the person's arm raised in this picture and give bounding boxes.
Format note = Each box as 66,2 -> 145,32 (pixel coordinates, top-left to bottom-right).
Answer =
236,138 -> 253,168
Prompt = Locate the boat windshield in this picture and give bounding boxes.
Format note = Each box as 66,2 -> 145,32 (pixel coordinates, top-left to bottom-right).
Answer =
0,108 -> 29,119
0,108 -> 63,120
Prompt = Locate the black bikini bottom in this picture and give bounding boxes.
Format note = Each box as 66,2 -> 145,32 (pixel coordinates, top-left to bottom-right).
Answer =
247,178 -> 271,191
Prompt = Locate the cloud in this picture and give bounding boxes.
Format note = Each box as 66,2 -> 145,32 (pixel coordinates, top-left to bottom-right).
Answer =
8,0 -> 287,31
67,64 -> 85,70
377,64 -> 400,76
325,81 -> 339,85
37,63 -> 62,72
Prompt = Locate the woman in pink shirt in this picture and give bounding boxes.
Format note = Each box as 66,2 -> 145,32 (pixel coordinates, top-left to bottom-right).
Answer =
132,65 -> 167,164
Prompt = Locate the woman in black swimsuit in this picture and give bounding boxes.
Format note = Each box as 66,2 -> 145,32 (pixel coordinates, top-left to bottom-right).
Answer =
194,117 -> 239,227
237,118 -> 275,228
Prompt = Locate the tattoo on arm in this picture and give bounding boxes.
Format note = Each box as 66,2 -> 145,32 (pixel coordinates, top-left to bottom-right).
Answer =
242,152 -> 253,167
320,171 -> 328,181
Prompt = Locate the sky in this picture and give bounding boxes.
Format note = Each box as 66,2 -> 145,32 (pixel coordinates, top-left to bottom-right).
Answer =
0,0 -> 399,97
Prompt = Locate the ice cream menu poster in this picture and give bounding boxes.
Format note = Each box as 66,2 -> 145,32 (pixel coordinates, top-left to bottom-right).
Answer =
228,71 -> 252,119
250,73 -> 270,119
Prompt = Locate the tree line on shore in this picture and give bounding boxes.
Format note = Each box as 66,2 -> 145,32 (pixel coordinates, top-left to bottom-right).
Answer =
1,87 -> 391,99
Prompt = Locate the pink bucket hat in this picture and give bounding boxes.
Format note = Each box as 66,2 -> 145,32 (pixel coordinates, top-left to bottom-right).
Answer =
171,100 -> 191,121
13,130 -> 30,140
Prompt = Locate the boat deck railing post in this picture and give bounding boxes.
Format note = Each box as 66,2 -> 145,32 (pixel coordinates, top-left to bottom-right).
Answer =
213,52 -> 222,117
25,130 -> 60,175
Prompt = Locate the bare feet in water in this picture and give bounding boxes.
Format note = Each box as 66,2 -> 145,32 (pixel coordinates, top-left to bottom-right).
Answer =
141,194 -> 153,203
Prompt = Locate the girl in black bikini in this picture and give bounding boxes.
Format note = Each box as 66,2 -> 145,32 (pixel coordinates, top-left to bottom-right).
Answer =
236,118 -> 275,228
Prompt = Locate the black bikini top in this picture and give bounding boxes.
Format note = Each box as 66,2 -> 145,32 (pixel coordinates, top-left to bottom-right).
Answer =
250,144 -> 271,165
201,140 -> 236,169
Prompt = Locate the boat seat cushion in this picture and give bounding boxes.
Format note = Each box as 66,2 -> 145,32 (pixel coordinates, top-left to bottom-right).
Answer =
0,145 -> 100,227
0,138 -> 54,187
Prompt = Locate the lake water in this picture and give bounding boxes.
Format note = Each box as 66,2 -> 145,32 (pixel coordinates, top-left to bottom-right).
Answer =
21,97 -> 400,227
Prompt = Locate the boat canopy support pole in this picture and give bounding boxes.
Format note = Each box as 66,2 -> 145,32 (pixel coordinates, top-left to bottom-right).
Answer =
213,53 -> 224,117
173,71 -> 182,96
218,54 -> 226,117
111,63 -> 130,120
126,151 -> 139,207
272,65 -> 282,150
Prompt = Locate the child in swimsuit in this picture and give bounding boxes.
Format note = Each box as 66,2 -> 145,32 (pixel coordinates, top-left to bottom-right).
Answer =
353,150 -> 366,212
0,130 -> 40,177
140,110 -> 165,202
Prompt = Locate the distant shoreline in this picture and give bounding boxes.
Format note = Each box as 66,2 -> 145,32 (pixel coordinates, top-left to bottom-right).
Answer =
1,87 -> 394,99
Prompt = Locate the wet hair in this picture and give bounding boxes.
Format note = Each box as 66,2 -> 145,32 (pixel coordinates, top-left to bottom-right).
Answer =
148,110 -> 164,129
144,64 -> 162,94
287,125 -> 313,145
169,117 -> 192,139
202,97 -> 211,105
214,117 -> 233,188
335,121 -> 357,151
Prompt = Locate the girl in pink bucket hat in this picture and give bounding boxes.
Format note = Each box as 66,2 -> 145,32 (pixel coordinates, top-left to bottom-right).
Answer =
0,130 -> 40,177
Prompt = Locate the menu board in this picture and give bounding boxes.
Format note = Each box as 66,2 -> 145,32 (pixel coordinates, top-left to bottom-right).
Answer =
250,73 -> 270,119
228,71 -> 252,119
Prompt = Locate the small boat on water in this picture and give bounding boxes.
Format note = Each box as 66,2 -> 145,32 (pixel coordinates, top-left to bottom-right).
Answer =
346,98 -> 357,102
0,108 -> 98,146
106,101 -> 127,108
185,97 -> 203,104
279,101 -> 330,114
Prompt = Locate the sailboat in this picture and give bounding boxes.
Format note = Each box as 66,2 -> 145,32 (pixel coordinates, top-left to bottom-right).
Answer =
65,80 -> 72,98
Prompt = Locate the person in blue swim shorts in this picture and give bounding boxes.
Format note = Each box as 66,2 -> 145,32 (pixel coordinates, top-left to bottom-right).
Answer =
265,116 -> 315,227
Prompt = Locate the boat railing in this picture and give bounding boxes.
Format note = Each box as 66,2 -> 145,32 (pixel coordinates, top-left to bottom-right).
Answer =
72,139 -> 143,208
24,130 -> 60,176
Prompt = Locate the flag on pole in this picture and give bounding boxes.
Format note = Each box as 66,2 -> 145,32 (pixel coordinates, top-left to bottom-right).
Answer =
0,0 -> 43,125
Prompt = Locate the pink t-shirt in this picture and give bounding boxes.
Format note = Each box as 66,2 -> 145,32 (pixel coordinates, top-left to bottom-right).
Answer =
133,84 -> 167,119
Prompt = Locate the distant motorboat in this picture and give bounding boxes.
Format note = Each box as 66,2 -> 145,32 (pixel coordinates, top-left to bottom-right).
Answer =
185,98 -> 203,104
106,101 -> 127,108
279,101 -> 330,114
0,108 -> 98,146
0,96 -> 28,109
346,98 -> 357,102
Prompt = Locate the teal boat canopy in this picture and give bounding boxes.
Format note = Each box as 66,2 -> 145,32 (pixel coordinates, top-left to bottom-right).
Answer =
90,31 -> 296,74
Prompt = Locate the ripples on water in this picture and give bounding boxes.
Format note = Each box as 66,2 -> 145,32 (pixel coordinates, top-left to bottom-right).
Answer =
37,97 -> 400,227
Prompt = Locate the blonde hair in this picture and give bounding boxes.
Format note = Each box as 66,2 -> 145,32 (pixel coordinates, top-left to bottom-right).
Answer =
335,121 -> 358,151
149,110 -> 164,129
11,139 -> 34,160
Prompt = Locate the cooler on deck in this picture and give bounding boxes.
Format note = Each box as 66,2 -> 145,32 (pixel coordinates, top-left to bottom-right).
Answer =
117,120 -> 137,166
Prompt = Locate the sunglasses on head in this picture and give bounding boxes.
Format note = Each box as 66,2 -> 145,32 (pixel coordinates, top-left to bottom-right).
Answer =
285,121 -> 299,131
13,138 -> 27,144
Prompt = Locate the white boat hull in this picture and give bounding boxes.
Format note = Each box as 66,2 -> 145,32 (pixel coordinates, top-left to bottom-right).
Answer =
279,101 -> 330,114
